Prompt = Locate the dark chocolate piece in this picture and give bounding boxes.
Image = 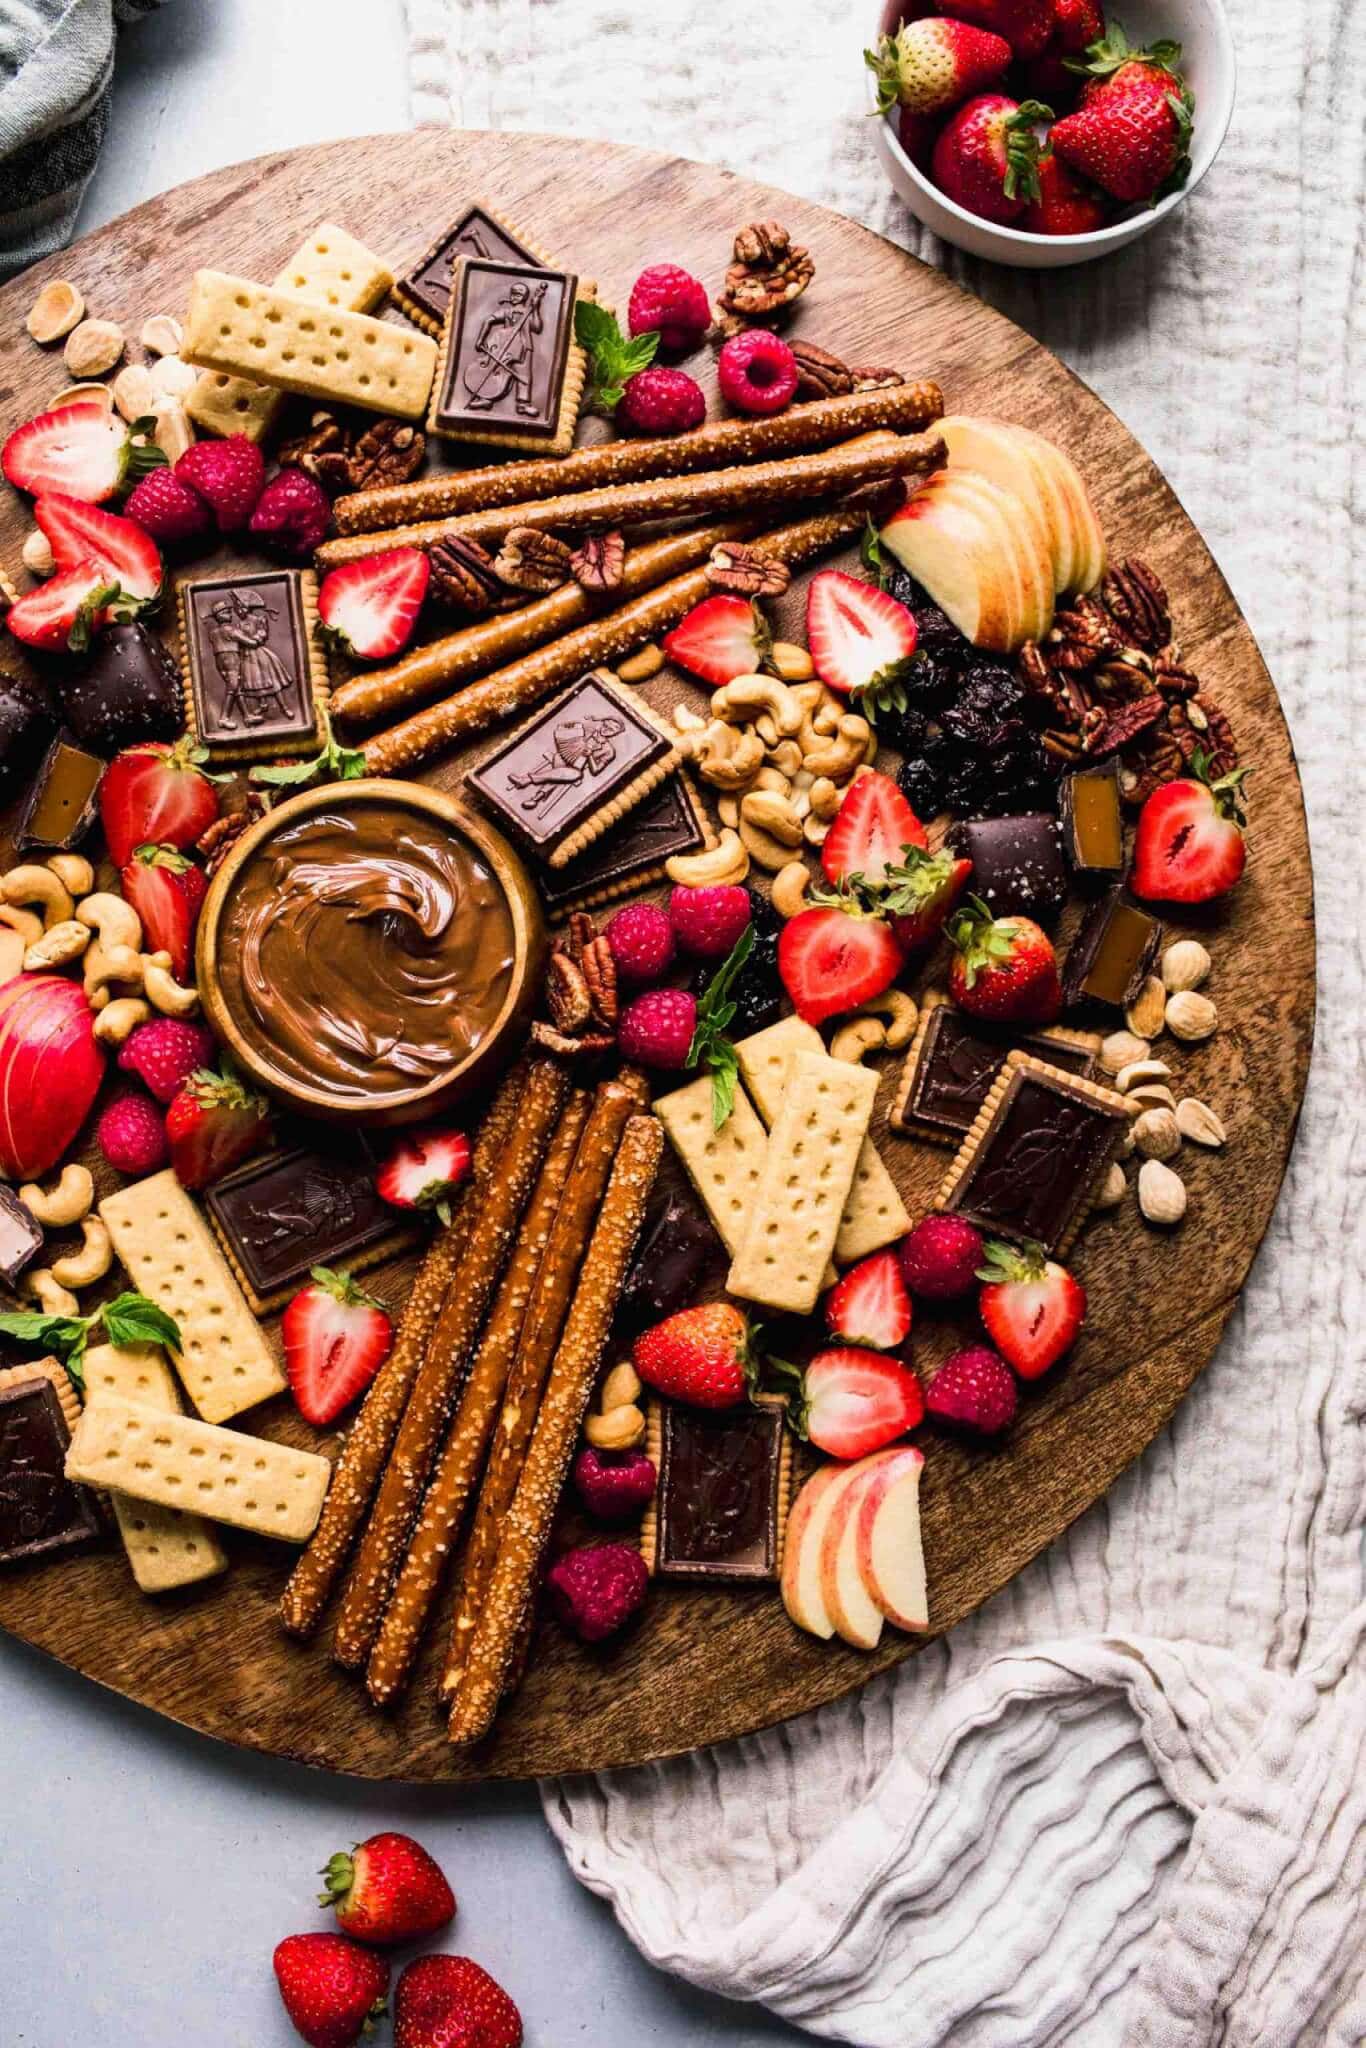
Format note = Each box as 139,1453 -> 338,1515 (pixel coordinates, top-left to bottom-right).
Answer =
434,258 -> 577,443
653,1400 -> 789,1583
0,1188 -> 43,1291
395,205 -> 539,332
17,731 -> 103,849
898,1002 -> 1098,1141
617,1199 -> 721,1332
180,569 -> 319,755
950,813 -> 1069,925
1062,885 -> 1163,1011
58,621 -> 184,756
0,670 -> 56,806
1060,759 -> 1125,880
204,1144 -> 410,1312
538,776 -> 706,914
0,1377 -> 101,1568
938,1053 -> 1131,1255
468,671 -> 671,864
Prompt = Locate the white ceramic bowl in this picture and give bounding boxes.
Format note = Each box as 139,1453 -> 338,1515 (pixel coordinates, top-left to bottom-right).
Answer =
869,0 -> 1236,267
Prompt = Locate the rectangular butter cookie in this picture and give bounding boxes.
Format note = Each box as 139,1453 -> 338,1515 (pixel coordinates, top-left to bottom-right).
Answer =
82,1344 -> 229,1594
183,271 -> 437,421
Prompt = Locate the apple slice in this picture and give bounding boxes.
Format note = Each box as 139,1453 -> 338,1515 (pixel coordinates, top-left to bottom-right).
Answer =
881,473 -> 1017,653
781,1460 -> 870,1642
1009,425 -> 1108,596
818,1446 -> 925,1649
857,1447 -> 927,1632
939,415 -> 1075,595
942,468 -> 1054,648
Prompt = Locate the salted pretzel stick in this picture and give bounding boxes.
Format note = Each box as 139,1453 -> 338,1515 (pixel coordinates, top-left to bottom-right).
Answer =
448,1114 -> 664,1746
278,1066 -> 527,1640
332,1059 -> 569,1670
363,499 -> 880,780
316,431 -> 941,571
332,523 -> 747,732
438,1072 -> 650,1703
363,1087 -> 593,1705
332,383 -> 946,535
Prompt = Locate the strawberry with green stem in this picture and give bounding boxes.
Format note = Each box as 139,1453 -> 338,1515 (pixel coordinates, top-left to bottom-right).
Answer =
865,19 -> 1011,117
2,398 -> 165,504
805,569 -> 920,720
947,896 -> 1062,1024
1131,752 -> 1249,902
977,1237 -> 1087,1379
931,94 -> 1053,226
165,1066 -> 270,1189
1053,27 -> 1194,202
284,1267 -> 394,1426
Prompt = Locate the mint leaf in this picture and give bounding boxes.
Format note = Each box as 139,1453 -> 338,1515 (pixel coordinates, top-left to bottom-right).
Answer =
575,301 -> 659,414
860,516 -> 892,591
686,924 -> 754,1129
251,710 -> 366,791
102,1292 -> 183,1355
0,1311 -> 85,1353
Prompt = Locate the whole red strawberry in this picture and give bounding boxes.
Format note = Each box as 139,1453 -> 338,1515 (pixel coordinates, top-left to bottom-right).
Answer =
977,1237 -> 1086,1379
1131,756 -> 1249,903
121,843 -> 207,982
100,737 -> 219,867
1051,32 -> 1193,203
947,898 -> 1061,1024
1020,151 -> 1111,234
866,19 -> 1011,117
948,0 -> 1055,59
618,367 -> 706,436
926,1344 -> 1018,1438
274,1932 -> 389,2048
633,1301 -> 754,1408
627,263 -> 710,353
320,1831 -> 456,1946
165,1065 -> 270,1189
249,466 -> 332,558
284,1266 -> 394,1425
931,94 -> 1052,226
174,434 -> 265,531
1020,0 -> 1106,101
394,1955 -> 521,2048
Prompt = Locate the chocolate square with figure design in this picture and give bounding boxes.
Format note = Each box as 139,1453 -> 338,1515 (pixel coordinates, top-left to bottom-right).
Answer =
393,205 -> 544,335
204,1144 -> 414,1313
433,257 -> 577,443
0,1376 -> 102,1568
178,568 -> 327,761
538,775 -> 709,915
646,1398 -> 793,1583
467,670 -> 680,868
892,994 -> 1101,1144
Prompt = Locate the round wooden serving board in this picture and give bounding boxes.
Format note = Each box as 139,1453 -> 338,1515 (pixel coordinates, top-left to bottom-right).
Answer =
0,133 -> 1314,1781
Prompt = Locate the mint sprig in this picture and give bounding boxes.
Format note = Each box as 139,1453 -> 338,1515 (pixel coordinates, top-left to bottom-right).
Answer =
251,709 -> 367,792
859,516 -> 892,592
0,1290 -> 183,1391
575,302 -> 659,414
685,924 -> 754,1131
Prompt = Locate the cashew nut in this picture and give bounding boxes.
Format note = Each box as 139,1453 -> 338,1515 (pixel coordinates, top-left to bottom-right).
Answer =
740,789 -> 803,847
770,862 -> 811,919
717,794 -> 740,829
854,988 -> 918,1049
93,995 -> 151,1045
23,919 -> 90,971
830,1016 -> 887,1063
22,1269 -> 79,1317
601,1361 -> 642,1409
755,712 -> 779,748
751,764 -> 793,797
803,814 -> 831,846
769,739 -> 803,780
739,814 -> 798,873
711,673 -> 803,737
47,854 -> 94,898
584,1403 -> 646,1451
84,941 -> 144,1003
142,951 -> 200,1016
665,829 -> 750,888
672,702 -> 707,734
691,722 -> 765,792
0,905 -> 44,948
76,892 -> 143,954
19,1164 -> 93,1228
49,1216 -> 113,1291
2,865 -> 74,931
769,640 -> 814,682
807,776 -> 843,820
804,715 -> 874,782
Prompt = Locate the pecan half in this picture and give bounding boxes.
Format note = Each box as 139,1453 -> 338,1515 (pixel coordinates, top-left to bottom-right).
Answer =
1122,726 -> 1185,808
196,798 -> 265,875
495,526 -> 574,593
580,934 -> 619,1029
1047,594 -> 1118,671
1101,559 -> 1170,651
428,535 -> 518,614
706,541 -> 792,599
278,411 -> 348,490
546,950 -> 593,1035
1153,644 -> 1200,699
789,340 -> 854,400
718,219 -> 814,321
1019,641 -> 1092,729
531,1021 -> 616,1059
565,911 -> 597,965
346,419 -> 426,491
571,530 -> 625,594
1087,692 -> 1168,757
1170,693 -> 1238,777
848,366 -> 906,392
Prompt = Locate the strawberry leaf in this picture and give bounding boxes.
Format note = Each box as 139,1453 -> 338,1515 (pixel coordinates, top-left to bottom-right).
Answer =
1003,102 -> 1053,205
686,924 -> 754,1129
575,302 -> 660,414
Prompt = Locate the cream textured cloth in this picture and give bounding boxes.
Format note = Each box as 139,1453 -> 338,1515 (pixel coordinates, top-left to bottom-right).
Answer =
404,3 -> 1364,2039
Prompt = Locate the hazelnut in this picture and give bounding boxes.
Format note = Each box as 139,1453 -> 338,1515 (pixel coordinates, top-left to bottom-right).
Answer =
1125,976 -> 1168,1040
1161,939 -> 1212,993
1138,1159 -> 1187,1226
1165,990 -> 1218,1041
1100,1030 -> 1151,1076
1133,1106 -> 1181,1160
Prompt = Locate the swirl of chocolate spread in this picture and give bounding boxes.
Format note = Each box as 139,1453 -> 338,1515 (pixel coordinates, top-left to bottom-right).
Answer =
219,803 -> 515,1100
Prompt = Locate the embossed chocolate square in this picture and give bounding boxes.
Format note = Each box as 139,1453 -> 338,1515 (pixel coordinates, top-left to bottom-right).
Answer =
467,670 -> 681,868
641,1396 -> 794,1584
934,1049 -> 1133,1257
0,1375 -> 102,1568
203,1144 -> 415,1314
538,774 -> 711,915
892,992 -> 1101,1145
429,256 -> 582,455
177,568 -> 328,762
392,203 -> 546,336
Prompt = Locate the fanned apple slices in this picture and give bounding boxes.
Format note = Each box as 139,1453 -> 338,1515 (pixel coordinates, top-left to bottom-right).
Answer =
880,417 -> 1107,654
781,1446 -> 927,1650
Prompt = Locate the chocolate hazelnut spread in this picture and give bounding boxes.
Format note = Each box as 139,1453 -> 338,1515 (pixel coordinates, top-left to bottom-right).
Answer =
219,802 -> 516,1101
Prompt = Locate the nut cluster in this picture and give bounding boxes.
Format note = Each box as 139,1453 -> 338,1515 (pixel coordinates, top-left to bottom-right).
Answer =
21,280 -> 201,485
584,1361 -> 646,1451
716,220 -> 814,328
532,912 -> 618,1060
1095,939 -> 1224,1229
279,413 -> 427,496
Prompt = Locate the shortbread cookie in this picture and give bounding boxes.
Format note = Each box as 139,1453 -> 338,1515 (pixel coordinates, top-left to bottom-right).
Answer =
183,272 -> 437,421
185,223 -> 394,441
655,1073 -> 768,1259
98,1171 -> 286,1422
65,1395 -> 329,1543
82,1344 -> 229,1594
728,1051 -> 878,1315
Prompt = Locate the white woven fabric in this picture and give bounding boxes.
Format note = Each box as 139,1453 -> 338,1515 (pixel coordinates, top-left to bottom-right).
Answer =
403,3 -> 1365,2039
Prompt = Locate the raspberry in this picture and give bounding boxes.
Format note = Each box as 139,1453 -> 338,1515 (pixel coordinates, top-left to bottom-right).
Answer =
616,987 -> 697,1068
174,435 -> 266,532
123,469 -> 210,546
668,883 -> 751,959
572,1446 -> 658,1522
96,1089 -> 169,1175
926,1345 -> 1018,1438
249,467 -> 331,559
117,1017 -> 216,1104
627,263 -> 711,353
717,330 -> 799,417
898,1215 -> 985,1300
618,367 -> 706,437
604,901 -> 676,984
546,1541 -> 649,1642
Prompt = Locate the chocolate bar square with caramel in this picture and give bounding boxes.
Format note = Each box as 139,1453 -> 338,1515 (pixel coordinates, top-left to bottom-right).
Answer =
429,257 -> 579,451
392,204 -> 545,336
17,731 -> 103,850
0,1375 -> 102,1568
178,568 -> 328,762
1062,885 -> 1163,1012
892,992 -> 1101,1144
641,1396 -> 794,1584
1060,759 -> 1126,880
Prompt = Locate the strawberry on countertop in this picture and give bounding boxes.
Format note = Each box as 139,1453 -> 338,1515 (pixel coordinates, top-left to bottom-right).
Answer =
821,768 -> 928,887
633,1301 -> 755,1409
375,1127 -> 471,1222
34,492 -> 163,601
273,1932 -> 389,2048
317,548 -> 430,661
120,844 -> 206,982
931,93 -> 1053,225
866,18 -> 1011,116
977,1237 -> 1086,1378
663,593 -> 771,686
394,1954 -> 522,2048
320,1831 -> 455,1946
1132,754 -> 1249,903
165,1065 -> 270,1190
100,737 -> 220,866
824,1250 -> 913,1351
772,1345 -> 925,1461
2,398 -> 164,504
778,902 -> 905,1026
805,569 -> 919,715
946,897 -> 1062,1024
284,1266 -> 394,1426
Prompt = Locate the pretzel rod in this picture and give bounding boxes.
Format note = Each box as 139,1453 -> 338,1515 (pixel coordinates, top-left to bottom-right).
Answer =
447,1113 -> 664,1746
438,1072 -> 650,1704
331,1059 -> 569,1670
470,1055 -> 533,1181
278,1069 -> 526,1639
362,502 -> 870,779
316,431 -> 942,572
363,1087 -> 593,1706
332,383 -> 946,535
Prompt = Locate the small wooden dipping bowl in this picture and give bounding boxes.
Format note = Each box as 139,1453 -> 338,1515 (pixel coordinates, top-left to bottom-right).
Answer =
198,779 -> 546,1127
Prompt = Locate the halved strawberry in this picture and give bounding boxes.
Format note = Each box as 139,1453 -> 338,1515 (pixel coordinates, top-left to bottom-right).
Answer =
165,1066 -> 270,1190
317,548 -> 429,661
375,1127 -> 472,1223
977,1237 -> 1086,1379
121,844 -> 208,982
2,400 -> 163,504
100,738 -> 220,866
821,768 -> 928,887
35,493 -> 163,602
805,569 -> 918,715
777,904 -> 905,1026
283,1265 -> 394,1426
662,594 -> 770,685
4,559 -> 121,653
881,845 -> 974,951
824,1251 -> 912,1350
773,1346 -> 924,1461
1131,756 -> 1250,904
